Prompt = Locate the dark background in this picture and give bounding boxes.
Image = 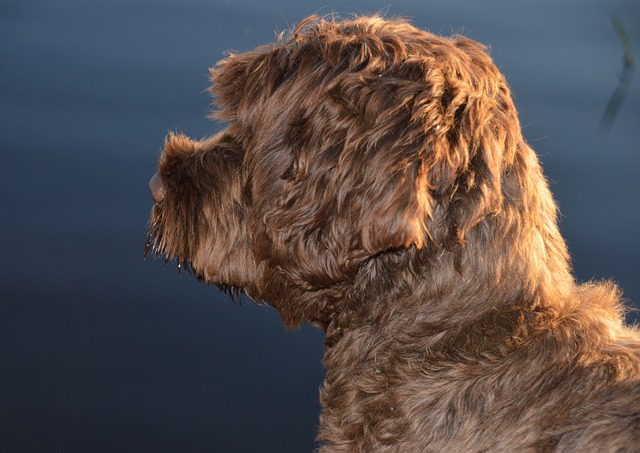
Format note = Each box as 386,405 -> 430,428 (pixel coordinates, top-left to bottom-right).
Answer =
1,1 -> 638,452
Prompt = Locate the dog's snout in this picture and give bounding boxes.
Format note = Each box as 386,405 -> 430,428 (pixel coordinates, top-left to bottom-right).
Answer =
149,173 -> 166,204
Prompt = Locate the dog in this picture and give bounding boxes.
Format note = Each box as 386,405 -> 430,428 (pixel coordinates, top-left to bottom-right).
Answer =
146,15 -> 640,452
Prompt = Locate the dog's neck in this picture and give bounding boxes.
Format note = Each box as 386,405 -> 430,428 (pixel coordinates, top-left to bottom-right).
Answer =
323,214 -> 575,349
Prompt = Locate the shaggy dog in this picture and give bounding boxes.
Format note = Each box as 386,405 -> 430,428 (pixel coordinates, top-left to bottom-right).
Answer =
146,16 -> 640,452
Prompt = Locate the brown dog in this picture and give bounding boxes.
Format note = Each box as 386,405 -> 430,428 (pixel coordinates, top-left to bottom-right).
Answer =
147,15 -> 640,452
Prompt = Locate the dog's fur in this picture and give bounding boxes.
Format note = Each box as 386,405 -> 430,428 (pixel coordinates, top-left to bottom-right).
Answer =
147,16 -> 640,452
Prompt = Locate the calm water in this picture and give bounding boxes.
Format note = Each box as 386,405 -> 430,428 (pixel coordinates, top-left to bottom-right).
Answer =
1,0 -> 638,451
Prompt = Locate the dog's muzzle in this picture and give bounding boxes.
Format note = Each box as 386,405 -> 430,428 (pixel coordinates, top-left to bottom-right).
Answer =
149,173 -> 166,204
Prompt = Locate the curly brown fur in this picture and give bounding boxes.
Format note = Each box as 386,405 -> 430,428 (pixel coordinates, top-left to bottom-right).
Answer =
147,15 -> 640,452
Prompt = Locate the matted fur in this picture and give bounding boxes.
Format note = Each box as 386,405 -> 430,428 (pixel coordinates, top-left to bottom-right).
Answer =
147,15 -> 640,452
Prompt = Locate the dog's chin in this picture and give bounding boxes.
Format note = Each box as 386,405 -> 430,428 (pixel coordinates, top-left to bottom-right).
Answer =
144,210 -> 193,276
144,232 -> 193,275
144,214 -> 166,261
144,227 -> 246,302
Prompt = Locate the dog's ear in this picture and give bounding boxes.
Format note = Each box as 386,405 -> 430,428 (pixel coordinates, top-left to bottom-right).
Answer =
263,134 -> 433,290
258,71 -> 440,289
260,39 -> 519,289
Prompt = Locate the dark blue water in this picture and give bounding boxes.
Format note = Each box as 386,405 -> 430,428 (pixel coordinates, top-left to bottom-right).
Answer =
1,1 -> 638,451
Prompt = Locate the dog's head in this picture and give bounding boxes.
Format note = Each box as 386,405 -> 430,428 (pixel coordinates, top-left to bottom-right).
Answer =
148,16 -> 546,327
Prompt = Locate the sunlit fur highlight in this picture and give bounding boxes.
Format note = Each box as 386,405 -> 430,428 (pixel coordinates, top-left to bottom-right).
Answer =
148,15 -> 640,452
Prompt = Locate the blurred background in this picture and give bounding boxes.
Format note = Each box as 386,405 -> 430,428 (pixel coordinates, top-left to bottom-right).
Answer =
1,0 -> 638,451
